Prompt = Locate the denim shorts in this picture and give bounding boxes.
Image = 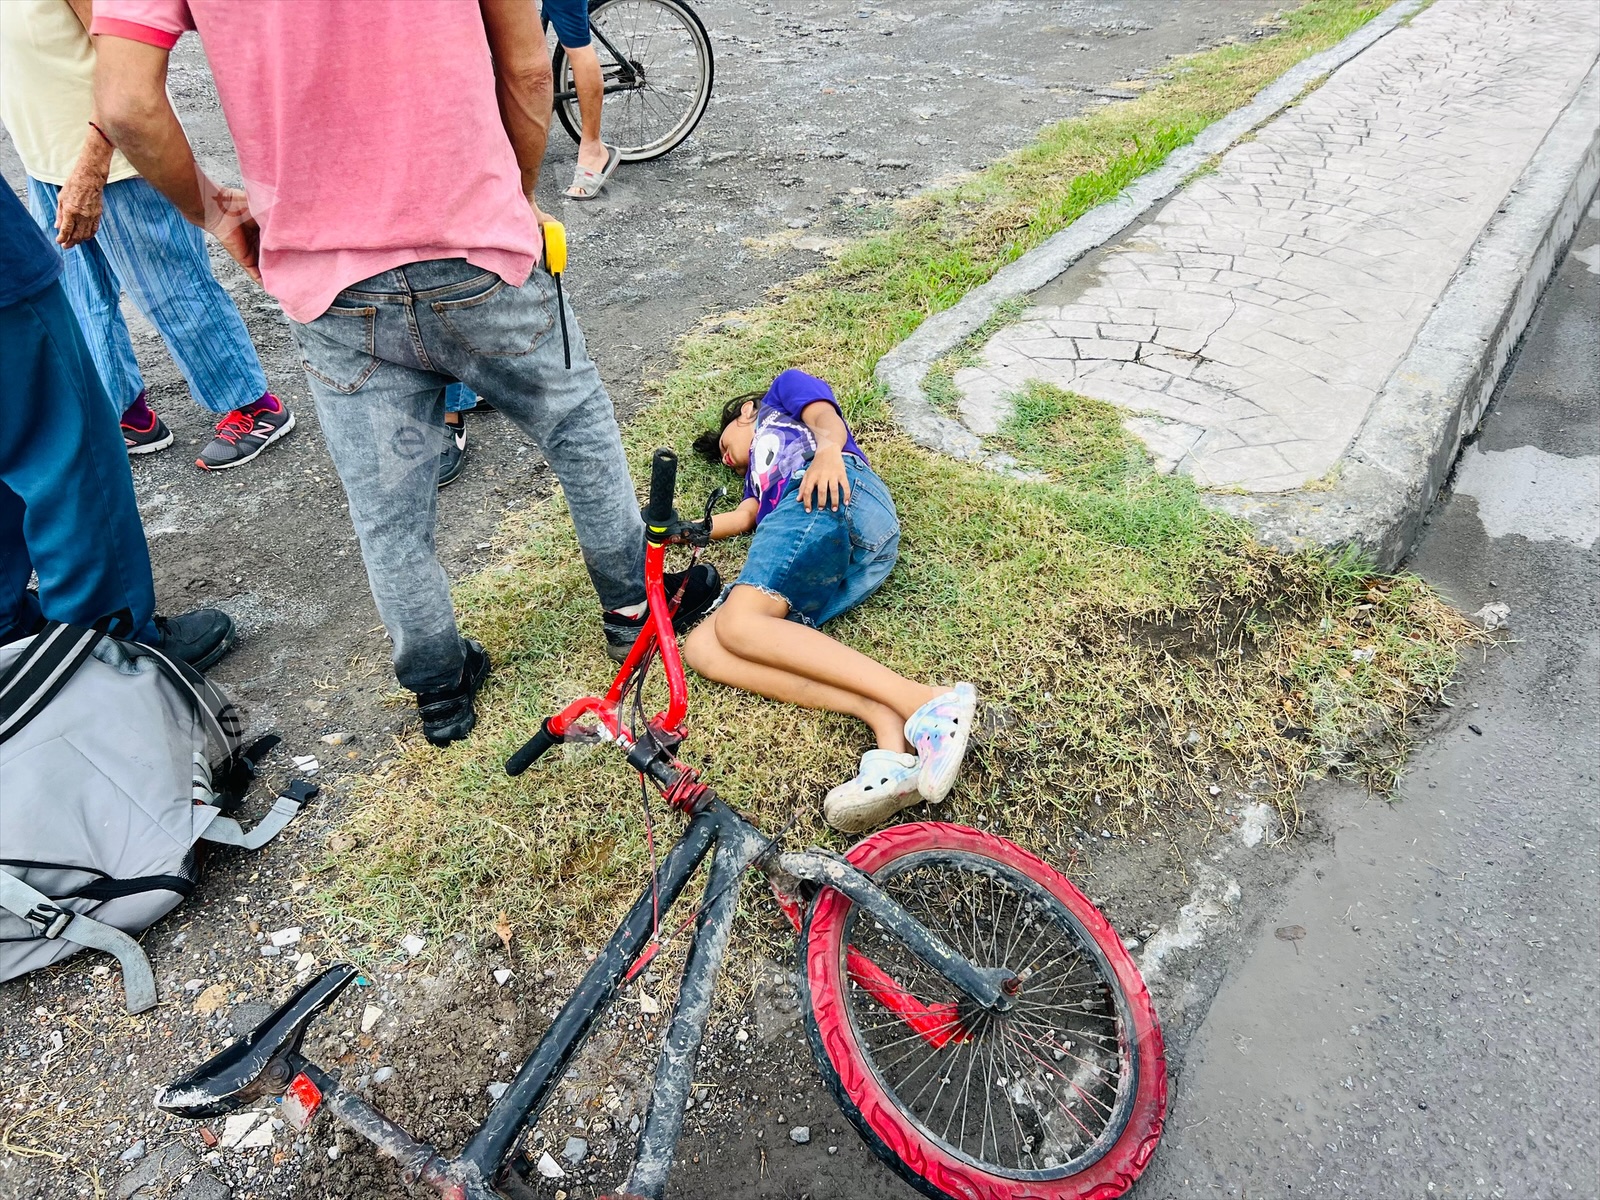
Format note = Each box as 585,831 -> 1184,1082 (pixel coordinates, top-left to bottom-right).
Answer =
542,0 -> 591,48
734,456 -> 900,627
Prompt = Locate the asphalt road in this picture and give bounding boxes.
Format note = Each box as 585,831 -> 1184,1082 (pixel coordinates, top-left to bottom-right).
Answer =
1134,203 -> 1600,1198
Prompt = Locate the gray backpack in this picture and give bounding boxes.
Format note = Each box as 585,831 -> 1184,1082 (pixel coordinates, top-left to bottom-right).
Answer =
0,622 -> 313,1013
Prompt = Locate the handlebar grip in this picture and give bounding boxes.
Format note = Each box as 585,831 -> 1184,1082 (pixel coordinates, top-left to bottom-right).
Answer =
643,448 -> 678,531
505,719 -> 559,777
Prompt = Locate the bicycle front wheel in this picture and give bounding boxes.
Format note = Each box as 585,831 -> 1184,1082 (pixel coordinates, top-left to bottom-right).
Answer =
554,0 -> 714,162
799,823 -> 1167,1200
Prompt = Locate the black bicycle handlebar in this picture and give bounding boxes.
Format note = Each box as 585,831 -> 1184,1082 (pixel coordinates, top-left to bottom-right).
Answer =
505,718 -> 559,777
644,447 -> 678,531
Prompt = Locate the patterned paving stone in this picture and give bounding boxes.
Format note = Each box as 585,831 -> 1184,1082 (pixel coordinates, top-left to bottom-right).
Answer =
958,0 -> 1599,490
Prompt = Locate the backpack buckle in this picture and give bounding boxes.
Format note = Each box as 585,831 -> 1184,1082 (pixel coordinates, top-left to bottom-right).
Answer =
27,902 -> 72,940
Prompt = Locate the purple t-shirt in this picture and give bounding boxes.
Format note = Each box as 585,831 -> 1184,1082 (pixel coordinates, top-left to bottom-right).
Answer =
744,370 -> 867,522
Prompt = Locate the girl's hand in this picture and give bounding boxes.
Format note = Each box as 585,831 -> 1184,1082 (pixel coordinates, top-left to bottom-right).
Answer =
800,446 -> 851,512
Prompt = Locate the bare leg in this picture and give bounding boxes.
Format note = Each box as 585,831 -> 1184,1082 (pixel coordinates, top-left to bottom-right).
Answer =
565,45 -> 608,174
685,611 -> 910,751
701,585 -> 942,729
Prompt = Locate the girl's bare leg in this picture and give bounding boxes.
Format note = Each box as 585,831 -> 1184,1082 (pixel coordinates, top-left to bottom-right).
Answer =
684,609 -> 911,751
693,585 -> 943,734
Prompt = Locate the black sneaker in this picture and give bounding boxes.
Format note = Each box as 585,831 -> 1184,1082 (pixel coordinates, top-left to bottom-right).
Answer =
123,408 -> 174,456
602,563 -> 722,662
152,608 -> 237,672
438,419 -> 467,488
197,394 -> 295,471
418,638 -> 491,747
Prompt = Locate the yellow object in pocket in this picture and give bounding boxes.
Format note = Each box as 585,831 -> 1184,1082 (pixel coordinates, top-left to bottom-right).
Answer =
541,218 -> 568,276
541,219 -> 571,368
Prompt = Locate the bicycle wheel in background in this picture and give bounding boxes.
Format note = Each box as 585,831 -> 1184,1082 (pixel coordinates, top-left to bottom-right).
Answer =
553,0 -> 714,162
799,823 -> 1167,1200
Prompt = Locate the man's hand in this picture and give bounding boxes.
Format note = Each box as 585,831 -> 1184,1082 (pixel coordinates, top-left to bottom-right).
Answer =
55,155 -> 108,249
55,132 -> 114,249
799,445 -> 851,512
204,185 -> 261,283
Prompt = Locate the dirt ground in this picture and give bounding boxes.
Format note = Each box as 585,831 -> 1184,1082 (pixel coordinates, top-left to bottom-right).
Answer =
0,3 -> 1293,1198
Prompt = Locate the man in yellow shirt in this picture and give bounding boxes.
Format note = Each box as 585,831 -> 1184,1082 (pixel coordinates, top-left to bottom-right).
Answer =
0,0 -> 291,471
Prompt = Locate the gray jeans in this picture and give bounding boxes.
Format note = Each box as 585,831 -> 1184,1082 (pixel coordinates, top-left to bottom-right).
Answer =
292,258 -> 644,694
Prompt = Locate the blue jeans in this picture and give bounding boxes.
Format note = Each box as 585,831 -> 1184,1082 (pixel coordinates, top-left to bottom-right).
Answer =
291,258 -> 645,694
26,175 -> 268,417
0,279 -> 157,645
445,382 -> 477,414
736,457 -> 900,627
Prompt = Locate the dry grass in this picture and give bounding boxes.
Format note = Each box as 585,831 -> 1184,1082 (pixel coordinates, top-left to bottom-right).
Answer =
310,0 -> 1474,964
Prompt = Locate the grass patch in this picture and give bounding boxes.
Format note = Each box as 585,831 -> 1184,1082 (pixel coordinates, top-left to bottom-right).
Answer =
313,0 -> 1468,962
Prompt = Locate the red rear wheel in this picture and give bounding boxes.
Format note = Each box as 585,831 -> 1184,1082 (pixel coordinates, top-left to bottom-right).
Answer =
799,823 -> 1166,1199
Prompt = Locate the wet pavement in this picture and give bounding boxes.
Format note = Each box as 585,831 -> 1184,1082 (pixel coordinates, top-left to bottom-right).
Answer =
1134,203 -> 1600,1198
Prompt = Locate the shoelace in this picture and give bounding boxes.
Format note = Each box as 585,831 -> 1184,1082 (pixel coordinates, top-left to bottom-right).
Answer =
211,408 -> 257,445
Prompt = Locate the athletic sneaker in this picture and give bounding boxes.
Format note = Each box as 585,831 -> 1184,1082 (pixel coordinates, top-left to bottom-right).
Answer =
151,608 -> 237,672
122,406 -> 174,456
904,682 -> 978,803
602,563 -> 722,662
823,749 -> 922,833
417,638 -> 492,747
196,394 -> 295,471
438,418 -> 467,488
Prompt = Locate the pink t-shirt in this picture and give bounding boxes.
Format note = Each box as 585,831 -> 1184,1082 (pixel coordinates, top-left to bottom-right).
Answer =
93,0 -> 540,323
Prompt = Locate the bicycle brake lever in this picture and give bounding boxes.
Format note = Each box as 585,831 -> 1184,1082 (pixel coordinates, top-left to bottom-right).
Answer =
701,486 -> 728,526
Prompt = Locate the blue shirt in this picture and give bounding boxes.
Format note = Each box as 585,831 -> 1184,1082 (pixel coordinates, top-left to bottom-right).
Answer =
743,370 -> 867,523
0,184 -> 60,309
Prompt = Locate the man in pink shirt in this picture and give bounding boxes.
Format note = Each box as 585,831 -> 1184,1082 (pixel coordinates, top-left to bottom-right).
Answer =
91,0 -> 717,746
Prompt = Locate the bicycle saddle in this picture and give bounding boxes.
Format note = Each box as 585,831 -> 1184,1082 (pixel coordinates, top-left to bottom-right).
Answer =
157,963 -> 358,1118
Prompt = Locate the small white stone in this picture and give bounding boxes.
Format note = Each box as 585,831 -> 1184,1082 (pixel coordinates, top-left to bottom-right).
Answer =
486,1082 -> 510,1102
219,1113 -> 262,1149
493,969 -> 514,986
400,934 -> 426,958
535,1151 -> 565,1179
268,927 -> 302,947
239,1120 -> 276,1150
360,1005 -> 383,1034
790,1126 -> 810,1144
372,1066 -> 395,1085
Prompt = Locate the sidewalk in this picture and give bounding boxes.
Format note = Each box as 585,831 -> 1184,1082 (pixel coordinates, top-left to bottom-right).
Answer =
939,0 -> 1598,534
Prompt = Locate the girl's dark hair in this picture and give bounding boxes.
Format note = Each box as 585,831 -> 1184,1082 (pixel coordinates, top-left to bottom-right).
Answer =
692,391 -> 764,466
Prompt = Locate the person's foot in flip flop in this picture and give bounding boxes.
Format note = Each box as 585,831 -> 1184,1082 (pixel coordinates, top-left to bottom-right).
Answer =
566,142 -> 621,201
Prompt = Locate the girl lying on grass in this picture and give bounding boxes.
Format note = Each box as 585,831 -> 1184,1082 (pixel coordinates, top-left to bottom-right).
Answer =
685,369 -> 976,833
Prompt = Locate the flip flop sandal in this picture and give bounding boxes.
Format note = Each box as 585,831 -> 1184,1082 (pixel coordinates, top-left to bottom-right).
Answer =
564,143 -> 622,201
905,682 -> 978,803
822,749 -> 922,834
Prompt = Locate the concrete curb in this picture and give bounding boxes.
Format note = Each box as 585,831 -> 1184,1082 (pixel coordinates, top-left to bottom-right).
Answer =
876,0 -> 1425,464
1218,63 -> 1600,570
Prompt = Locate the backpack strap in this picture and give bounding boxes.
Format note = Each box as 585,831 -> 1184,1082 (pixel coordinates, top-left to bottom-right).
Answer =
0,622 -> 105,747
200,779 -> 319,852
0,869 -> 158,1014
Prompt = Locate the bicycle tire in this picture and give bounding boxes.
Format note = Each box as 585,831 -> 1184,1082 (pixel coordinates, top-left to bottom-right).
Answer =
552,0 -> 714,163
799,823 -> 1167,1200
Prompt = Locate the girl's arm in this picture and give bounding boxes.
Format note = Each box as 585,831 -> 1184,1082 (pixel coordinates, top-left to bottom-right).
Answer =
710,497 -> 760,539
798,400 -> 852,511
